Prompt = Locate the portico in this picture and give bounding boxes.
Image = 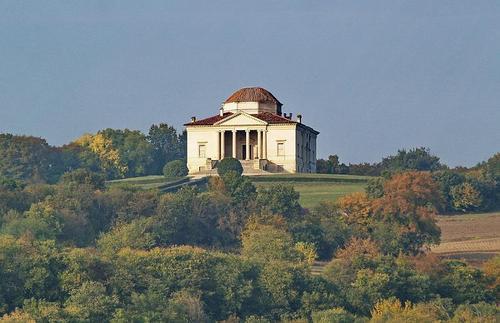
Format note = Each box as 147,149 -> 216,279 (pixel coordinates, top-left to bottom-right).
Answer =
216,129 -> 268,160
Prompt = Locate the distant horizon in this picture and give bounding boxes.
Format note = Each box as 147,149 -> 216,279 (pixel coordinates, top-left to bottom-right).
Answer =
1,1 -> 499,167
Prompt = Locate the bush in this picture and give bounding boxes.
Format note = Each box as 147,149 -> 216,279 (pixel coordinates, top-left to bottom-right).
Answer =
217,157 -> 243,176
59,169 -> 105,190
311,307 -> 358,323
163,160 -> 188,177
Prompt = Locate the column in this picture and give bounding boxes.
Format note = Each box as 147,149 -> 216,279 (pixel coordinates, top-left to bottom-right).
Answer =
232,130 -> 237,158
257,130 -> 262,159
263,130 -> 268,159
216,131 -> 220,160
245,129 -> 250,160
220,131 -> 225,159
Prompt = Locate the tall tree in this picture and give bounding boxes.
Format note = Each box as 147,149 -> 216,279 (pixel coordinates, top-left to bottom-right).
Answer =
0,134 -> 63,183
147,124 -> 185,174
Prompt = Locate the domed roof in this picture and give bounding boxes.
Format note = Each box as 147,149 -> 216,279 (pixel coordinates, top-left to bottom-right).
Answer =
224,87 -> 282,106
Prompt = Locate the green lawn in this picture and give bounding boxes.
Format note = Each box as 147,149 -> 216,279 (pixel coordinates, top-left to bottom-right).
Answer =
106,175 -> 183,189
254,181 -> 367,209
250,174 -> 371,209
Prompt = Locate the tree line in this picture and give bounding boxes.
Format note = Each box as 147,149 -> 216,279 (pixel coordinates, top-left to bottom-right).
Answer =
319,148 -> 500,214
0,158 -> 498,321
0,123 -> 186,183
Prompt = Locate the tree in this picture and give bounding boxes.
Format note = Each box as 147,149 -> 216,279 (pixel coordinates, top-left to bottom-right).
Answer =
451,302 -> 499,322
450,182 -> 482,212
163,160 -> 188,177
1,202 -> 62,241
148,123 -> 186,174
218,158 -> 243,177
74,133 -> 128,179
241,222 -> 301,263
220,171 -> 257,207
316,155 -> 349,174
292,202 -> 351,260
155,187 -> 233,246
64,281 -> 117,322
111,289 -> 208,323
485,152 -> 500,178
0,134 -> 63,183
0,236 -> 62,315
380,147 -> 443,172
336,192 -> 373,234
436,260 -> 495,304
257,184 -> 302,219
97,218 -> 157,255
98,129 -> 155,177
311,307 -> 358,323
365,177 -> 385,199
59,168 -> 105,190
370,299 -> 449,323
432,170 -> 466,213
372,171 -> 442,255
483,256 -> 500,290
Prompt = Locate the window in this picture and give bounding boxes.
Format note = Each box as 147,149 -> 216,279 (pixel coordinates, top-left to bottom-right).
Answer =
277,142 -> 285,156
198,144 -> 206,158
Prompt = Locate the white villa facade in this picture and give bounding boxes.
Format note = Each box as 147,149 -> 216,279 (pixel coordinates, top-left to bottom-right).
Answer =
185,87 -> 319,174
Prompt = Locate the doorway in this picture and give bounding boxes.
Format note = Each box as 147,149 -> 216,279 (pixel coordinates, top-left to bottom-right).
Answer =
242,145 -> 253,160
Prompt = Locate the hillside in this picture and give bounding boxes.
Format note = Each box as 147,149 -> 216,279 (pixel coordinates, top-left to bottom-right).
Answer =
249,173 -> 370,208
107,173 -> 371,208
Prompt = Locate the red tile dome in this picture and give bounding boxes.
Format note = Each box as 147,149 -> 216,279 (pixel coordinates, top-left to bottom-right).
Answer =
224,87 -> 282,107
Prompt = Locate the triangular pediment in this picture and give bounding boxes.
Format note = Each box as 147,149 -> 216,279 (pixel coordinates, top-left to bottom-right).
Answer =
214,112 -> 268,126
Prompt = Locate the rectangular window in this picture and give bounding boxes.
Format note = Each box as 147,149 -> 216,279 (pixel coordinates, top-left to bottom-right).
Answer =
277,142 -> 285,156
198,144 -> 206,158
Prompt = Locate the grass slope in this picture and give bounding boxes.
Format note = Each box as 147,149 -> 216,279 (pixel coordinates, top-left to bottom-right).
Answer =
249,174 -> 370,209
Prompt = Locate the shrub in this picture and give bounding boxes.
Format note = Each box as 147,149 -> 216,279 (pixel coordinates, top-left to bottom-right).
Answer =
217,158 -> 243,177
311,307 -> 357,323
59,169 -> 105,190
163,160 -> 188,177
451,302 -> 499,322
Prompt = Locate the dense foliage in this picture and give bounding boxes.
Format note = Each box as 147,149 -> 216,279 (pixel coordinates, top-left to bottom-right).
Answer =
319,149 -> 499,213
0,162 -> 498,321
0,131 -> 498,321
0,124 -> 186,183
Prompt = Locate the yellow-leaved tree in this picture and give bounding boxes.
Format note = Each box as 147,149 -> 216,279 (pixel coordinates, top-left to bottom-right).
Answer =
74,133 -> 128,178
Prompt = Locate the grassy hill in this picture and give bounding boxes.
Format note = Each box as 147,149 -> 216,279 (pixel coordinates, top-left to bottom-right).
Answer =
107,173 -> 371,208
249,173 -> 370,209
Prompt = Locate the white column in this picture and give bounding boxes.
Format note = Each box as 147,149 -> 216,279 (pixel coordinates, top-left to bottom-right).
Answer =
263,130 -> 268,159
257,130 -> 261,159
245,129 -> 250,160
232,130 -> 237,158
216,131 -> 220,160
220,131 -> 225,159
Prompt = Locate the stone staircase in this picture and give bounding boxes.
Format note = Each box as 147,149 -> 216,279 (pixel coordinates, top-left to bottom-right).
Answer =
193,159 -> 271,177
240,160 -> 269,175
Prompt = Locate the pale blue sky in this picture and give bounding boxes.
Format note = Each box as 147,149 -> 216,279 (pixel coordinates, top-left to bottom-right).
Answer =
0,1 -> 499,166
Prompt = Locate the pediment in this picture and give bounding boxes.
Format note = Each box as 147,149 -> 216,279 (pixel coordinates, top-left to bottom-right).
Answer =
215,112 -> 268,126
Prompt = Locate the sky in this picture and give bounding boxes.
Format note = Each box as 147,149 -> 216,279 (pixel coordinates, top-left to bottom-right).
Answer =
0,1 -> 499,167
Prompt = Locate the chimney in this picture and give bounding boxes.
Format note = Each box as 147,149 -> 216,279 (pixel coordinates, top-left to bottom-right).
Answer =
297,114 -> 302,123
219,107 -> 224,117
191,116 -> 196,122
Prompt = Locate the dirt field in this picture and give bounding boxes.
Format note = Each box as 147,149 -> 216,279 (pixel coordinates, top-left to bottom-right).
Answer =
432,212 -> 500,266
